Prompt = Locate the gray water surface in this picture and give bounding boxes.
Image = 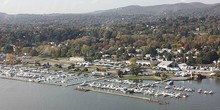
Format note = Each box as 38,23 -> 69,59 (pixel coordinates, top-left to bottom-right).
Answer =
0,78 -> 219,110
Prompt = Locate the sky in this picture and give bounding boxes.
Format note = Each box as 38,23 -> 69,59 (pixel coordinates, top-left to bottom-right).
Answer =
0,0 -> 219,14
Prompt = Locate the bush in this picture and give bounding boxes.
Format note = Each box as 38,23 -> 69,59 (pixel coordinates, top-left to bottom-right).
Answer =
54,64 -> 62,68
83,68 -> 88,72
68,63 -> 75,70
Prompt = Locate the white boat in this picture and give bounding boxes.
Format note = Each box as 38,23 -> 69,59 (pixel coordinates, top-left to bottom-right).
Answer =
209,91 -> 214,94
165,86 -> 172,89
80,81 -> 88,86
203,91 -> 209,94
61,80 -> 66,83
197,89 -> 202,93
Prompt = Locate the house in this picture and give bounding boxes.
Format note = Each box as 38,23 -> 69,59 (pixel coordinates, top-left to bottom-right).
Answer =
145,54 -> 151,59
136,60 -> 159,66
157,61 -> 180,71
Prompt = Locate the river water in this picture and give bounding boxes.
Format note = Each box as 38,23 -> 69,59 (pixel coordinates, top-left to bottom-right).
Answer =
0,78 -> 219,110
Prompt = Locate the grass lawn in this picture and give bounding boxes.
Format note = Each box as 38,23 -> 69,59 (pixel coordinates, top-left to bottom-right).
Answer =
121,75 -> 161,81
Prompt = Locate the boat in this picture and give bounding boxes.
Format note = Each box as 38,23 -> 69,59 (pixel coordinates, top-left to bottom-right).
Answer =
167,81 -> 174,85
197,89 -> 202,93
203,91 -> 209,94
75,86 -> 90,92
209,91 -> 214,94
80,81 -> 88,86
165,86 -> 172,89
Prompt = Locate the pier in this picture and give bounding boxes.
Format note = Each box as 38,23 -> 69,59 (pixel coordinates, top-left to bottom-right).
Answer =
0,76 -> 62,86
65,77 -> 105,87
77,87 -> 168,105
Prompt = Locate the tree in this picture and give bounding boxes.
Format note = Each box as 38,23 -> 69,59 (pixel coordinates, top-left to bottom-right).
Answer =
21,47 -> 32,55
187,55 -> 196,65
5,54 -> 16,65
129,57 -> 137,65
60,46 -> 68,57
127,47 -> 136,54
68,63 -> 75,70
149,47 -> 157,57
3,45 -> 14,54
130,64 -> 140,76
165,53 -> 173,61
30,49 -> 39,56
196,57 -> 203,64
117,70 -> 123,78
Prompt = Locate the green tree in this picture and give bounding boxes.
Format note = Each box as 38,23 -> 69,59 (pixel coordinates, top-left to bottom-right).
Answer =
187,55 -> 196,65
3,45 -> 14,54
117,70 -> 123,78
130,64 -> 140,76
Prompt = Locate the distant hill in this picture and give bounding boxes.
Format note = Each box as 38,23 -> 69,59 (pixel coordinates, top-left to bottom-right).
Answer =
0,12 -> 7,16
92,2 -> 216,15
0,12 -> 6,15
1,2 -> 220,24
0,12 -> 8,22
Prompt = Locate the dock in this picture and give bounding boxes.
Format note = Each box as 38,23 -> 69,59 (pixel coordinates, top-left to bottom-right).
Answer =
87,88 -> 168,105
169,77 -> 192,81
0,76 -> 62,86
65,77 -> 105,87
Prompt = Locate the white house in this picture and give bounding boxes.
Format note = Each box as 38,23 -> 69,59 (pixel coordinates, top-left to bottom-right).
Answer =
157,61 -> 180,71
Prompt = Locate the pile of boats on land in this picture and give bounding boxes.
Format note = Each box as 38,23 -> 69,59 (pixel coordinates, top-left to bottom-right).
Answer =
78,79 -> 214,99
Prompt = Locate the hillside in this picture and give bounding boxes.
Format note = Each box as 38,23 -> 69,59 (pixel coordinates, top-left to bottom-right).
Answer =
1,2 -> 220,25
94,2 -> 214,15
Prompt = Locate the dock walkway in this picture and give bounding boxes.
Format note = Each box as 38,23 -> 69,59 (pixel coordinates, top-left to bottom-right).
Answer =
65,77 -> 105,87
0,76 -> 62,86
79,87 -> 168,105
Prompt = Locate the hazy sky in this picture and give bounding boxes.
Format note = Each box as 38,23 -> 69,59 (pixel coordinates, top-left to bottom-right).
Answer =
0,0 -> 219,14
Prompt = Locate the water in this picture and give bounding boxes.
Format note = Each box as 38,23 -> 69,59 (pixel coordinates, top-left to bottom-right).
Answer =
0,78 -> 219,110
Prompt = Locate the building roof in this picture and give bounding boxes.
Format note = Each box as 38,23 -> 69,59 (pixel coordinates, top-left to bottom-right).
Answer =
157,61 -> 173,67
179,63 -> 187,66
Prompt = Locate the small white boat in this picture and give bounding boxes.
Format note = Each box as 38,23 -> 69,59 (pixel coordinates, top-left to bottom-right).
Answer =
165,86 -> 171,89
203,91 -> 209,94
209,91 -> 214,94
61,80 -> 66,83
80,81 -> 88,86
197,89 -> 202,93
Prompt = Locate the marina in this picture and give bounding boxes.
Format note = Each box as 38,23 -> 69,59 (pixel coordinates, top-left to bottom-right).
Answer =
74,78 -> 215,104
0,65 -> 219,109
0,77 -> 219,110
0,65 -> 217,106
0,65 -> 101,87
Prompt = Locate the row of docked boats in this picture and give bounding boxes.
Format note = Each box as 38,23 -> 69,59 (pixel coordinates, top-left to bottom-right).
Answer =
79,80 -> 191,99
197,89 -> 214,94
0,66 -> 92,85
78,78 -> 215,99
